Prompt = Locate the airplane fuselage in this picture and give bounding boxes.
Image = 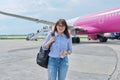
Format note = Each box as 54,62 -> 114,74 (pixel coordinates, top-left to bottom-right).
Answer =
68,7 -> 120,34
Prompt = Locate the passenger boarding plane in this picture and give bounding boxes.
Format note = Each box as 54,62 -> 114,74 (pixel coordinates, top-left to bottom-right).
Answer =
0,7 -> 120,43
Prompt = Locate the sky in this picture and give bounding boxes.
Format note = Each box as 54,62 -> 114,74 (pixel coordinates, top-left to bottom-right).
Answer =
0,0 -> 120,35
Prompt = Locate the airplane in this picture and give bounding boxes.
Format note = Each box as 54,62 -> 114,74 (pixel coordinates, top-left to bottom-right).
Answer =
0,7 -> 120,43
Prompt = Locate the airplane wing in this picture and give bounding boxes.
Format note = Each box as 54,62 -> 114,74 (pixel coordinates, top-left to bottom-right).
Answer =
0,11 -> 55,26
0,11 -> 86,32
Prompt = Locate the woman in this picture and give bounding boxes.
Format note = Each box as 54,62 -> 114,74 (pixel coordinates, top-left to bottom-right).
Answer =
42,19 -> 72,80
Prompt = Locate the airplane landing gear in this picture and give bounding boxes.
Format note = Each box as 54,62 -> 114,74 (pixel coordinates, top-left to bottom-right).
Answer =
98,35 -> 108,42
71,29 -> 80,43
72,37 -> 80,43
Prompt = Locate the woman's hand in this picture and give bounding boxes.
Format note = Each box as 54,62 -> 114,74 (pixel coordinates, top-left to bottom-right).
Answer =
60,51 -> 70,58
49,37 -> 55,43
45,37 -> 55,49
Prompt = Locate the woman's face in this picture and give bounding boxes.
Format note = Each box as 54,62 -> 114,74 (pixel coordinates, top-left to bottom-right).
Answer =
56,23 -> 66,34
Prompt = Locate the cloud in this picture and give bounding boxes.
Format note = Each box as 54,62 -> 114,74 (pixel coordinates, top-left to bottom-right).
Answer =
0,0 -> 61,20
0,0 -> 105,20
0,25 -> 5,32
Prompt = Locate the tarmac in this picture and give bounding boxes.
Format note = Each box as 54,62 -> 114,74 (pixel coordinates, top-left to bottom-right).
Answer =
0,39 -> 120,80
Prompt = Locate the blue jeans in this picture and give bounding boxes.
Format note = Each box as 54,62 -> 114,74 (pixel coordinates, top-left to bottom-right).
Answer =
48,56 -> 68,80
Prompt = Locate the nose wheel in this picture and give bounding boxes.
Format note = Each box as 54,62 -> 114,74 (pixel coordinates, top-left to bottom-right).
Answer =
72,37 -> 80,43
71,29 -> 80,43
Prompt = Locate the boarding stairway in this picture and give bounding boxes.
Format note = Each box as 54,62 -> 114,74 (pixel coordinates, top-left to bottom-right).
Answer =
26,28 -> 50,41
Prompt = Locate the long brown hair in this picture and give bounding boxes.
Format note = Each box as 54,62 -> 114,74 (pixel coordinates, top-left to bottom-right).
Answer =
53,19 -> 70,38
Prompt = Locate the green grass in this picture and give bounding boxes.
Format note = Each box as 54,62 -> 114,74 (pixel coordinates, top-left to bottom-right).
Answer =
0,38 -> 26,40
0,35 -> 87,40
0,37 -> 45,40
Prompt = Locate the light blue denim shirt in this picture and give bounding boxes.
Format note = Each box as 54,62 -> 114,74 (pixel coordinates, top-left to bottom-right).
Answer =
42,32 -> 72,58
